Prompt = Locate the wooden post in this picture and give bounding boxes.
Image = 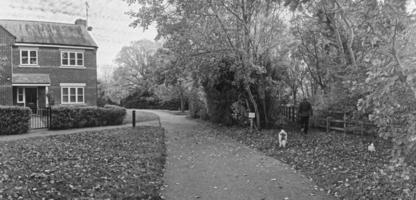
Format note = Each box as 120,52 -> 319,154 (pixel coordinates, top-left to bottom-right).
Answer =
48,107 -> 52,129
250,118 -> 253,133
132,110 -> 136,128
343,113 -> 347,134
286,107 -> 288,118
292,106 -> 295,122
158,116 -> 162,127
326,117 -> 329,133
294,107 -> 297,123
248,112 -> 255,132
291,107 -> 294,122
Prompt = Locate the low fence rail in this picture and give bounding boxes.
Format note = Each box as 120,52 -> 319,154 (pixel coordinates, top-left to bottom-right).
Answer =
280,105 -> 377,136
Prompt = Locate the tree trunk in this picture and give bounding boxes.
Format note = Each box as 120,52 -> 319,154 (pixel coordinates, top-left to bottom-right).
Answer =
246,86 -> 261,129
258,81 -> 268,128
180,93 -> 185,112
292,85 -> 297,106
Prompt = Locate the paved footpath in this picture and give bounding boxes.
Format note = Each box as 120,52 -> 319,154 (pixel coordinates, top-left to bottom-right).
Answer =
146,110 -> 334,200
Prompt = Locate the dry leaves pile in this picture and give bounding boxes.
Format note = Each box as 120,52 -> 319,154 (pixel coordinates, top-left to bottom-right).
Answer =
210,124 -> 416,200
0,127 -> 166,199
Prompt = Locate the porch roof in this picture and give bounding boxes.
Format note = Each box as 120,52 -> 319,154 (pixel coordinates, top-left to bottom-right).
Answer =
12,73 -> 51,86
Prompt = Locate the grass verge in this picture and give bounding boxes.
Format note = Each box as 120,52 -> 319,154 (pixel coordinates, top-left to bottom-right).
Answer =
207,123 -> 416,200
0,127 -> 166,199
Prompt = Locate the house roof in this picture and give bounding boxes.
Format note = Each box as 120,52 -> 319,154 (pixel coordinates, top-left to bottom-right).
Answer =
0,20 -> 97,48
12,73 -> 51,85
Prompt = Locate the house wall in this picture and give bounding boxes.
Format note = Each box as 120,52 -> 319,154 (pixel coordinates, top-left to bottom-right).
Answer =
0,27 -> 14,105
12,46 -> 97,105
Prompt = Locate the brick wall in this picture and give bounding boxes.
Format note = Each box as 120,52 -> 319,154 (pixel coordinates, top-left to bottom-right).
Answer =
12,46 -> 98,105
0,27 -> 14,105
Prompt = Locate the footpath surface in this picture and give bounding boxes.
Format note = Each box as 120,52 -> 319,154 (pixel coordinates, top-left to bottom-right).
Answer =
146,110 -> 334,200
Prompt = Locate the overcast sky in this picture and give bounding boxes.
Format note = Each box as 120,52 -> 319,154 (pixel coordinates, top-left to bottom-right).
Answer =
0,0 -> 157,78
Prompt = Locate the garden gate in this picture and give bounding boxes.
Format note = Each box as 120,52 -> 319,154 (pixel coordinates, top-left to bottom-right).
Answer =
30,107 -> 51,129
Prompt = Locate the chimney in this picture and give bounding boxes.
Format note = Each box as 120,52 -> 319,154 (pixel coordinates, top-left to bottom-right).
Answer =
75,18 -> 92,31
75,19 -> 87,27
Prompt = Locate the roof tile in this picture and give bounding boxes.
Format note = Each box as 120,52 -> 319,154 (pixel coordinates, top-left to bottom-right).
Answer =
0,20 -> 97,47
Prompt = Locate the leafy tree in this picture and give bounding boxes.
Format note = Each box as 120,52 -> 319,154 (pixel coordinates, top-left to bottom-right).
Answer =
151,48 -> 190,112
112,39 -> 161,100
282,0 -> 416,164
125,0 -> 290,128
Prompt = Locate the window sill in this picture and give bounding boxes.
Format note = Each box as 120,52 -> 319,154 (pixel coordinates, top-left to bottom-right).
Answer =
19,65 -> 40,67
61,102 -> 86,105
59,66 -> 86,69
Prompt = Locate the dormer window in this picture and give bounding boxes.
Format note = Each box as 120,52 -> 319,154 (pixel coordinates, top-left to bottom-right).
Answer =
20,49 -> 38,65
61,51 -> 84,67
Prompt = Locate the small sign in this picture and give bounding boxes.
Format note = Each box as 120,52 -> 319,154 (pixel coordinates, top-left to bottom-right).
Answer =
248,112 -> 255,118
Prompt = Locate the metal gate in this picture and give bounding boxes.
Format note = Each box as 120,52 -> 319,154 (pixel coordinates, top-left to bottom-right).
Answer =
30,107 -> 51,129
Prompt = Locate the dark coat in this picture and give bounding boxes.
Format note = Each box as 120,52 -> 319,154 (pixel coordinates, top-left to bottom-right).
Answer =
298,101 -> 313,117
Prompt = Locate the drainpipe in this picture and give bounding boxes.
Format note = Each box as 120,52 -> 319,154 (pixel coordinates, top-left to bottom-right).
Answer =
10,44 -> 13,105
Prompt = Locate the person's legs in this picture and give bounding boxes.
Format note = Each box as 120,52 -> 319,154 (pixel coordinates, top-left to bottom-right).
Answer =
299,116 -> 304,132
304,116 -> 309,134
300,116 -> 307,134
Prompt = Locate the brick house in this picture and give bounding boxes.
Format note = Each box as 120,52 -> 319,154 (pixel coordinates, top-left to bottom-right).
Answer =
0,19 -> 98,110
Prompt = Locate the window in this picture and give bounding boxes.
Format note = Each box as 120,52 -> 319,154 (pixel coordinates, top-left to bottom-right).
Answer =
61,51 -> 84,67
17,88 -> 25,103
20,49 -> 38,65
77,88 -> 84,102
61,85 -> 84,104
62,88 -> 69,103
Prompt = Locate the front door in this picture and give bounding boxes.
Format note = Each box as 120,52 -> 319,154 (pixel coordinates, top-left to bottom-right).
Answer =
25,88 -> 38,113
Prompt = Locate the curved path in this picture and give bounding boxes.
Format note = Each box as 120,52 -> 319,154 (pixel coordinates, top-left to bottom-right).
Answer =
145,110 -> 334,200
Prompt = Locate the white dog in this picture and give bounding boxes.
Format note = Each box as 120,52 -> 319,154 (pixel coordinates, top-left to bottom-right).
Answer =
278,129 -> 288,148
368,142 -> 376,152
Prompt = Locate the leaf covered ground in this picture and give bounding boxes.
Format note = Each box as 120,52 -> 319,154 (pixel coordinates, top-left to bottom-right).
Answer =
0,127 -> 166,199
206,123 -> 416,200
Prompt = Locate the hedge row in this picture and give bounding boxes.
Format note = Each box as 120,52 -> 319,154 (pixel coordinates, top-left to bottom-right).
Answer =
50,105 -> 126,130
0,106 -> 31,135
122,98 -> 187,110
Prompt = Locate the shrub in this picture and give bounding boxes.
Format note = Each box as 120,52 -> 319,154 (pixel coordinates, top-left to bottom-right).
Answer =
104,105 -> 127,125
188,87 -> 208,119
0,106 -> 31,135
121,91 -> 186,110
50,105 -> 126,130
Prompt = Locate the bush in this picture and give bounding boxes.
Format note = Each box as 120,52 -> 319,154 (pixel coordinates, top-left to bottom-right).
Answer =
121,91 -> 187,110
188,87 -> 208,119
50,105 -> 126,130
0,106 -> 31,135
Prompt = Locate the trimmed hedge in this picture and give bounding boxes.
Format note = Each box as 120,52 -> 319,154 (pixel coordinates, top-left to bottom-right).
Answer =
0,106 -> 31,135
50,105 -> 126,130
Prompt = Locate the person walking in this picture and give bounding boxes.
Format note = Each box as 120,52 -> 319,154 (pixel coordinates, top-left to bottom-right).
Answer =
298,98 -> 313,135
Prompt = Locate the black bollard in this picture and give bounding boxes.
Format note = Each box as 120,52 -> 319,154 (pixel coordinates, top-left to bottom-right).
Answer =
132,110 -> 136,127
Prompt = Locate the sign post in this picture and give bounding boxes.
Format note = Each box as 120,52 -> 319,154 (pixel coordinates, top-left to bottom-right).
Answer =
248,112 -> 255,132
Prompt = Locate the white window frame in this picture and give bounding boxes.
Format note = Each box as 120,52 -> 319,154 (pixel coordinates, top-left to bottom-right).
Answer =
20,48 -> 38,66
17,88 -> 25,104
60,50 -> 84,67
60,83 -> 86,104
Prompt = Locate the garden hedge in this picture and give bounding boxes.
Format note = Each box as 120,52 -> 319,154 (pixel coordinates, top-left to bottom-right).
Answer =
0,106 -> 31,135
50,105 -> 126,130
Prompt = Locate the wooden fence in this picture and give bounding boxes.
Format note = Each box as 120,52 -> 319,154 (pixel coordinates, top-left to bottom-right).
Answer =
280,105 -> 377,136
